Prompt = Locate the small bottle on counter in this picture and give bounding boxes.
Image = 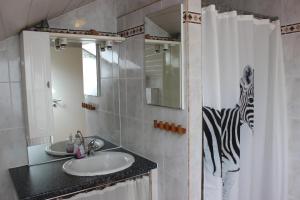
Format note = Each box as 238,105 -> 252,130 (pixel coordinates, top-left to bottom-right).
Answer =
66,135 -> 74,153
73,131 -> 85,159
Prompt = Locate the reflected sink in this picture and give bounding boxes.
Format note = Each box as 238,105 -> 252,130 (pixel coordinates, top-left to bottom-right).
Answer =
62,151 -> 135,176
45,137 -> 104,156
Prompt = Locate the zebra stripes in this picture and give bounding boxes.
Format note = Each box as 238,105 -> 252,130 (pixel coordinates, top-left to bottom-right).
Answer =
240,65 -> 254,131
203,65 -> 254,179
203,107 -> 222,177
203,106 -> 241,177
221,106 -> 241,173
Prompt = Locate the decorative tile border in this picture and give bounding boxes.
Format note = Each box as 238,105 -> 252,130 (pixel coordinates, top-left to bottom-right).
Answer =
281,23 -> 300,35
118,25 -> 145,38
183,11 -> 202,24
118,12 -> 202,38
26,27 -> 119,37
145,34 -> 179,41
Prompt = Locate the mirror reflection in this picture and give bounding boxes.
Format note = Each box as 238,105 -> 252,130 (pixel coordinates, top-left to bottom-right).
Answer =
82,43 -> 100,96
144,4 -> 183,109
27,38 -> 121,165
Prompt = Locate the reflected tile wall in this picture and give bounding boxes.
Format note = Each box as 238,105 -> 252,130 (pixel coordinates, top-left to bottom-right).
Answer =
0,36 -> 28,200
117,1 -> 190,200
49,0 -> 121,146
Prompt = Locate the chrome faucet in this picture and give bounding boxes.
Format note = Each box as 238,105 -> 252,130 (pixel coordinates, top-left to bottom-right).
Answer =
87,139 -> 97,156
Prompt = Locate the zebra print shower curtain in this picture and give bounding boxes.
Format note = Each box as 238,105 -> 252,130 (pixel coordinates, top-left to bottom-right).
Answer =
202,5 -> 288,200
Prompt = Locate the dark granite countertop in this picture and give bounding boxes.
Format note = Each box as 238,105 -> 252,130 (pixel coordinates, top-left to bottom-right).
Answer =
28,136 -> 118,165
9,148 -> 157,200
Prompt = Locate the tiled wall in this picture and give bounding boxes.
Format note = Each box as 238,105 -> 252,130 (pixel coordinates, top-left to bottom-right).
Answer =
116,1 -> 194,200
202,0 -> 300,200
0,36 -> 28,200
0,1 -> 119,199
0,0 -> 203,199
185,0 -> 203,199
49,0 -> 117,33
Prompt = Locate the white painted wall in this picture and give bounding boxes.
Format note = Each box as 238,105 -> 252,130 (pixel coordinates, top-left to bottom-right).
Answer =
50,46 -> 86,142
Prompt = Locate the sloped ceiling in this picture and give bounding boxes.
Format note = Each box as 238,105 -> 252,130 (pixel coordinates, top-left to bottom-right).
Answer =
0,0 -> 96,41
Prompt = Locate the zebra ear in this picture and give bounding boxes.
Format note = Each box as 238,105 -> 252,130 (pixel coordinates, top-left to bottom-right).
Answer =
242,65 -> 254,85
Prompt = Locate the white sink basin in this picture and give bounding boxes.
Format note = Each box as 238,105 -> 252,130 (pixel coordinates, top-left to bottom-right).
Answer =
62,151 -> 135,176
45,138 -> 104,156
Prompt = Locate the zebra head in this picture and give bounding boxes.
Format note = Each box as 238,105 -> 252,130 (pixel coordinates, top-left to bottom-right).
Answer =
239,65 -> 254,131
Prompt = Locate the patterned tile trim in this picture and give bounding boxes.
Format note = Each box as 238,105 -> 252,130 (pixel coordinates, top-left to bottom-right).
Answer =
26,27 -> 119,37
183,11 -> 202,24
281,23 -> 300,35
145,34 -> 179,41
118,25 -> 145,38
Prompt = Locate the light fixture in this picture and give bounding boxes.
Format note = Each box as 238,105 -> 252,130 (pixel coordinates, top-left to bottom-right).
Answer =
154,44 -> 160,53
106,40 -> 113,50
163,44 -> 169,51
100,41 -> 106,52
54,38 -> 68,51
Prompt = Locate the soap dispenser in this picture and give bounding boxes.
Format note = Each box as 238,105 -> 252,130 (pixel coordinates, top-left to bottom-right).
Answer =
74,131 -> 85,159
66,134 -> 74,153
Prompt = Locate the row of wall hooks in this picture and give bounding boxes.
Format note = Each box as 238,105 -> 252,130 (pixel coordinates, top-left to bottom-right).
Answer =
82,102 -> 96,110
153,120 -> 186,135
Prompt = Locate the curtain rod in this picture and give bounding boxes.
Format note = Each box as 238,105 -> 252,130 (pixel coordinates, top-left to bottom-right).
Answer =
202,4 -> 279,22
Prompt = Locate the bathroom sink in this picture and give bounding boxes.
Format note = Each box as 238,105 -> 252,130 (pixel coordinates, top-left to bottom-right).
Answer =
62,151 -> 135,176
45,137 -> 104,156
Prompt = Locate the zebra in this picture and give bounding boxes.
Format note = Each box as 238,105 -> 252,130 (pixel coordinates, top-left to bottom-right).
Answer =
203,106 -> 222,177
239,65 -> 254,131
203,65 -> 254,200
203,65 -> 254,178
203,105 -> 241,177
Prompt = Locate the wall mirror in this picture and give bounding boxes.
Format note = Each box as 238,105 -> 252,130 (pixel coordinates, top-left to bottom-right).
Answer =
144,4 -> 183,109
22,31 -> 123,165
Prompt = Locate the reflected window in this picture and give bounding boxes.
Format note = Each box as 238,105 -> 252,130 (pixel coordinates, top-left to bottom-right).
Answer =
82,43 -> 100,96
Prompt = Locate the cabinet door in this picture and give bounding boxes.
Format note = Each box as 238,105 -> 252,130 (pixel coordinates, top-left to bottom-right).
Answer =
21,31 -> 54,141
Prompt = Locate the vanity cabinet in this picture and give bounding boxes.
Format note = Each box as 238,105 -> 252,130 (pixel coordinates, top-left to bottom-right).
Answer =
21,31 -> 54,141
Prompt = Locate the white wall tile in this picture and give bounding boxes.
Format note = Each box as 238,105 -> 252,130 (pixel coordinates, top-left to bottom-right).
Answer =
116,1 -> 190,200
126,78 -> 144,119
119,79 -> 127,116
49,0 -> 117,33
0,83 -> 13,129
8,59 -> 21,82
125,36 -> 144,78
0,35 -> 27,199
0,51 -> 9,82
10,83 -> 25,128
0,128 -> 28,199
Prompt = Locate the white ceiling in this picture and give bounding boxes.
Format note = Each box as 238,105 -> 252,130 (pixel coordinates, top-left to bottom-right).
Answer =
0,0 -> 96,41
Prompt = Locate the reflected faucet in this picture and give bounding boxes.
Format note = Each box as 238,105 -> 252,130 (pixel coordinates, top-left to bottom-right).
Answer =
87,139 -> 97,156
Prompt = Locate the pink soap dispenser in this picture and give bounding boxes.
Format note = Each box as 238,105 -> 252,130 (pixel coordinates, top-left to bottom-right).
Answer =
74,131 -> 85,159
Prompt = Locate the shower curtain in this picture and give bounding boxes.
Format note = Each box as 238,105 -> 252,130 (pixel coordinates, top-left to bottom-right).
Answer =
202,5 -> 288,200
67,176 -> 150,200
